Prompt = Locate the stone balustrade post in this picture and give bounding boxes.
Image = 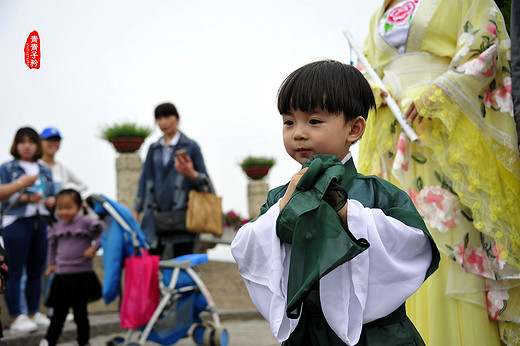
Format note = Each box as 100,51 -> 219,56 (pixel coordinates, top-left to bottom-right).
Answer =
247,180 -> 269,219
115,153 -> 142,210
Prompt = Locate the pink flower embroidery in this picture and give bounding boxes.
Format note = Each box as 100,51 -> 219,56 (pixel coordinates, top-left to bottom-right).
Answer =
452,243 -> 466,265
460,246 -> 494,278
455,44 -> 497,78
486,23 -> 497,36
415,186 -> 460,233
451,245 -> 494,277
387,1 -> 417,24
483,89 -> 498,108
493,77 -> 514,115
465,247 -> 489,275
392,132 -> 410,172
483,77 -> 513,115
450,244 -> 503,279
486,281 -> 509,321
408,188 -> 419,207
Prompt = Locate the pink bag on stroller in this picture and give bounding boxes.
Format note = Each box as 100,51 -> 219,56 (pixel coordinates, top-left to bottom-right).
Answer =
120,249 -> 160,329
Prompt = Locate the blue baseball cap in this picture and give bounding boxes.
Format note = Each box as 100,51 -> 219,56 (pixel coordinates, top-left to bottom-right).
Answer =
40,127 -> 62,139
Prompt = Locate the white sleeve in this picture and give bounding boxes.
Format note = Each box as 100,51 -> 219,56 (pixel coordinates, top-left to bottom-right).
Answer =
230,201 -> 299,342
60,163 -> 88,193
232,199 -> 432,345
320,199 -> 432,345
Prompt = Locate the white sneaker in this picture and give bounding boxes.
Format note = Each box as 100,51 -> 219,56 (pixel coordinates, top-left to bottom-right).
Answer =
31,312 -> 50,327
39,339 -> 49,346
10,314 -> 38,333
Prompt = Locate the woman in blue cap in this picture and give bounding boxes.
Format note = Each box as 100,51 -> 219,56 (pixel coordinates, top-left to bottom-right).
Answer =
40,127 -> 87,195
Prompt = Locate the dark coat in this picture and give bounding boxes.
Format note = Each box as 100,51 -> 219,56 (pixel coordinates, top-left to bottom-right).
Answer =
134,132 -> 209,248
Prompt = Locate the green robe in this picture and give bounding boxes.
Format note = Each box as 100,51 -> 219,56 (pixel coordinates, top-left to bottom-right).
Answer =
255,155 -> 439,345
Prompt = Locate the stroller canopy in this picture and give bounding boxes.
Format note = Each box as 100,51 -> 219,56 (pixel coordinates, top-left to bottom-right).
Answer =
89,194 -> 148,304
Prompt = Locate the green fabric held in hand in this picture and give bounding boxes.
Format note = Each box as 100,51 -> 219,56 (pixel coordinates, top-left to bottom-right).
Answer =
276,154 -> 370,318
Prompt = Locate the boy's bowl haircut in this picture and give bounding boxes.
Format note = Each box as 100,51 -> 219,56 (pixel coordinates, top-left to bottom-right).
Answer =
277,60 -> 376,122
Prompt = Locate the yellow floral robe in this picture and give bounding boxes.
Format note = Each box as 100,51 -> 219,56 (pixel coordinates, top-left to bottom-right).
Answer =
358,0 -> 520,345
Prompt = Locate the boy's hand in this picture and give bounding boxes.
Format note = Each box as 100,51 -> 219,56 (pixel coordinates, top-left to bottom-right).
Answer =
337,202 -> 348,224
83,246 -> 97,259
280,168 -> 308,210
45,265 -> 56,277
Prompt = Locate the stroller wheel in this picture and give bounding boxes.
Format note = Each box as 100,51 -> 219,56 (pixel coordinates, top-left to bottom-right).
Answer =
203,327 -> 214,346
106,336 -> 125,346
214,327 -> 229,346
192,323 -> 206,345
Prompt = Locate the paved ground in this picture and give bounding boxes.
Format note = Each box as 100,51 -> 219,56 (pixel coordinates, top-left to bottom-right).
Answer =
68,319 -> 279,346
2,310 -> 280,346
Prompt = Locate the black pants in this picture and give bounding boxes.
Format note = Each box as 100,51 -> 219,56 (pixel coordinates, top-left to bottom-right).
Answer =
45,296 -> 89,346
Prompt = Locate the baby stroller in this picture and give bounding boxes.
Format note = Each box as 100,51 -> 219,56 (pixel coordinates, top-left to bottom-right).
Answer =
87,194 -> 229,346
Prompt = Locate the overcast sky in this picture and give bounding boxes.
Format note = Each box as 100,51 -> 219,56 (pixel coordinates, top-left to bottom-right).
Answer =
0,0 -> 380,218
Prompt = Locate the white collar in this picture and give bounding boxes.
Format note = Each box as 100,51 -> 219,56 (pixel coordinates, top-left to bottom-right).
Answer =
160,131 -> 181,147
341,152 -> 352,164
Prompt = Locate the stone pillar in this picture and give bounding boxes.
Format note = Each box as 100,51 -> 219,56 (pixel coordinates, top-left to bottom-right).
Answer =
116,153 -> 142,209
247,180 -> 269,219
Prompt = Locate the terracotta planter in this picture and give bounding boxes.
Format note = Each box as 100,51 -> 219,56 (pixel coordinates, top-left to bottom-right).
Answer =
108,137 -> 145,153
242,165 -> 272,180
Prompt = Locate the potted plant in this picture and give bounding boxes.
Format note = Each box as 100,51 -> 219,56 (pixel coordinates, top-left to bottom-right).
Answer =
101,122 -> 152,153
240,156 -> 276,180
223,210 -> 249,231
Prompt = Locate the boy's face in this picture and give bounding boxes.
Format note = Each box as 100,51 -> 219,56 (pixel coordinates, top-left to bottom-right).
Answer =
282,109 -> 352,165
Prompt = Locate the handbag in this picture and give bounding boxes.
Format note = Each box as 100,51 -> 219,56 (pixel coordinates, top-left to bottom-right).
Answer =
120,249 -> 160,329
185,190 -> 223,237
153,209 -> 187,235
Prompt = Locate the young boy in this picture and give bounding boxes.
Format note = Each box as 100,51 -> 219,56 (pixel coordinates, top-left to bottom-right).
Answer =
231,60 -> 439,345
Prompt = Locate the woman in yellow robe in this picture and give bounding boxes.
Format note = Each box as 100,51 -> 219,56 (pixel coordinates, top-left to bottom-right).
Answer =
358,0 -> 520,345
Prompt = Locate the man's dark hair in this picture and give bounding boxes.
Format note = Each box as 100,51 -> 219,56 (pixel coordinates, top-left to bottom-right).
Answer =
154,102 -> 179,119
277,60 -> 375,121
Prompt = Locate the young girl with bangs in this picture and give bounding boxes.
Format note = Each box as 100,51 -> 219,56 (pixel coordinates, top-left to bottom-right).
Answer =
41,188 -> 103,346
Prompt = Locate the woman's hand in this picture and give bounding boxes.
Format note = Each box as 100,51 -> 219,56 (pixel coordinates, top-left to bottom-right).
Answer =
45,265 -> 55,277
44,196 -> 55,209
132,210 -> 140,222
380,89 -> 389,107
83,246 -> 97,259
174,153 -> 198,180
24,193 -> 43,203
404,102 -> 424,124
279,167 -> 309,211
17,175 -> 38,189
